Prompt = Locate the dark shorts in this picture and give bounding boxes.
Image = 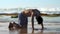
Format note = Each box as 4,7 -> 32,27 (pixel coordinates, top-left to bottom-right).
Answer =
36,16 -> 43,24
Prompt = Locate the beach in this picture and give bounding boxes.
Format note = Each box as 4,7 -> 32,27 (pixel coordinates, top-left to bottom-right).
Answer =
0,0 -> 60,34
0,22 -> 60,34
0,16 -> 60,34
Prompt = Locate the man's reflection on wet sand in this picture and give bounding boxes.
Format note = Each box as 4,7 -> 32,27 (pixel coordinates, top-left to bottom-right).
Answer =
9,28 -> 43,34
31,29 -> 43,34
18,28 -> 27,34
9,30 -> 19,34
9,28 -> 27,34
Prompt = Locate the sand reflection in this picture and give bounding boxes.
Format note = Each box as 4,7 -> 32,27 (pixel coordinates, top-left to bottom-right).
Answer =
9,28 -> 27,34
18,28 -> 27,34
31,29 -> 43,34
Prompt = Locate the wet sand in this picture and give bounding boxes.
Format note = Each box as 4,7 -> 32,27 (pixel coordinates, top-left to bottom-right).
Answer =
0,22 -> 60,34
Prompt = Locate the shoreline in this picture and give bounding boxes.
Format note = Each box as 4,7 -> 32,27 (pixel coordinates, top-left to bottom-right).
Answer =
0,22 -> 60,34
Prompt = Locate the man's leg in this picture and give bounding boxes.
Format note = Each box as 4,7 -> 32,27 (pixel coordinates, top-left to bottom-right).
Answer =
20,17 -> 28,28
41,23 -> 44,30
32,21 -> 34,30
36,16 -> 44,30
13,22 -> 22,29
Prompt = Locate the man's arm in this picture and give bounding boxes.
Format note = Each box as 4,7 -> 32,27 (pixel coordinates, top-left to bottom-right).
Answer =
32,16 -> 34,30
31,12 -> 34,30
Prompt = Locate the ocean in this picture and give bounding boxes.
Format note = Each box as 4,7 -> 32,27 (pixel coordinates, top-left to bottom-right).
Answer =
0,16 -> 60,23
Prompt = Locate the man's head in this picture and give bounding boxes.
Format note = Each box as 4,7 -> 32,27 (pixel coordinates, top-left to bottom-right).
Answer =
23,9 -> 32,16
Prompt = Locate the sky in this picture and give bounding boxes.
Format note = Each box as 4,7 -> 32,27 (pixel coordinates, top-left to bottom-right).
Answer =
0,0 -> 60,8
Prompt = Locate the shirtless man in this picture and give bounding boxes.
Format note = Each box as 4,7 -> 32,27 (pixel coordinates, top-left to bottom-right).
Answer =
27,9 -> 44,30
8,9 -> 44,30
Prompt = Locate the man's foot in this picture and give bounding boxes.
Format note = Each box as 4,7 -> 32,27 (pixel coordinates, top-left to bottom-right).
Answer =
13,22 -> 22,29
41,27 -> 44,30
8,22 -> 14,30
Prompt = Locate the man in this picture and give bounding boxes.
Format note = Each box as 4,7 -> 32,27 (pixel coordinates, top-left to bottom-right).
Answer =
18,10 -> 31,28
27,9 -> 44,30
18,9 -> 44,29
